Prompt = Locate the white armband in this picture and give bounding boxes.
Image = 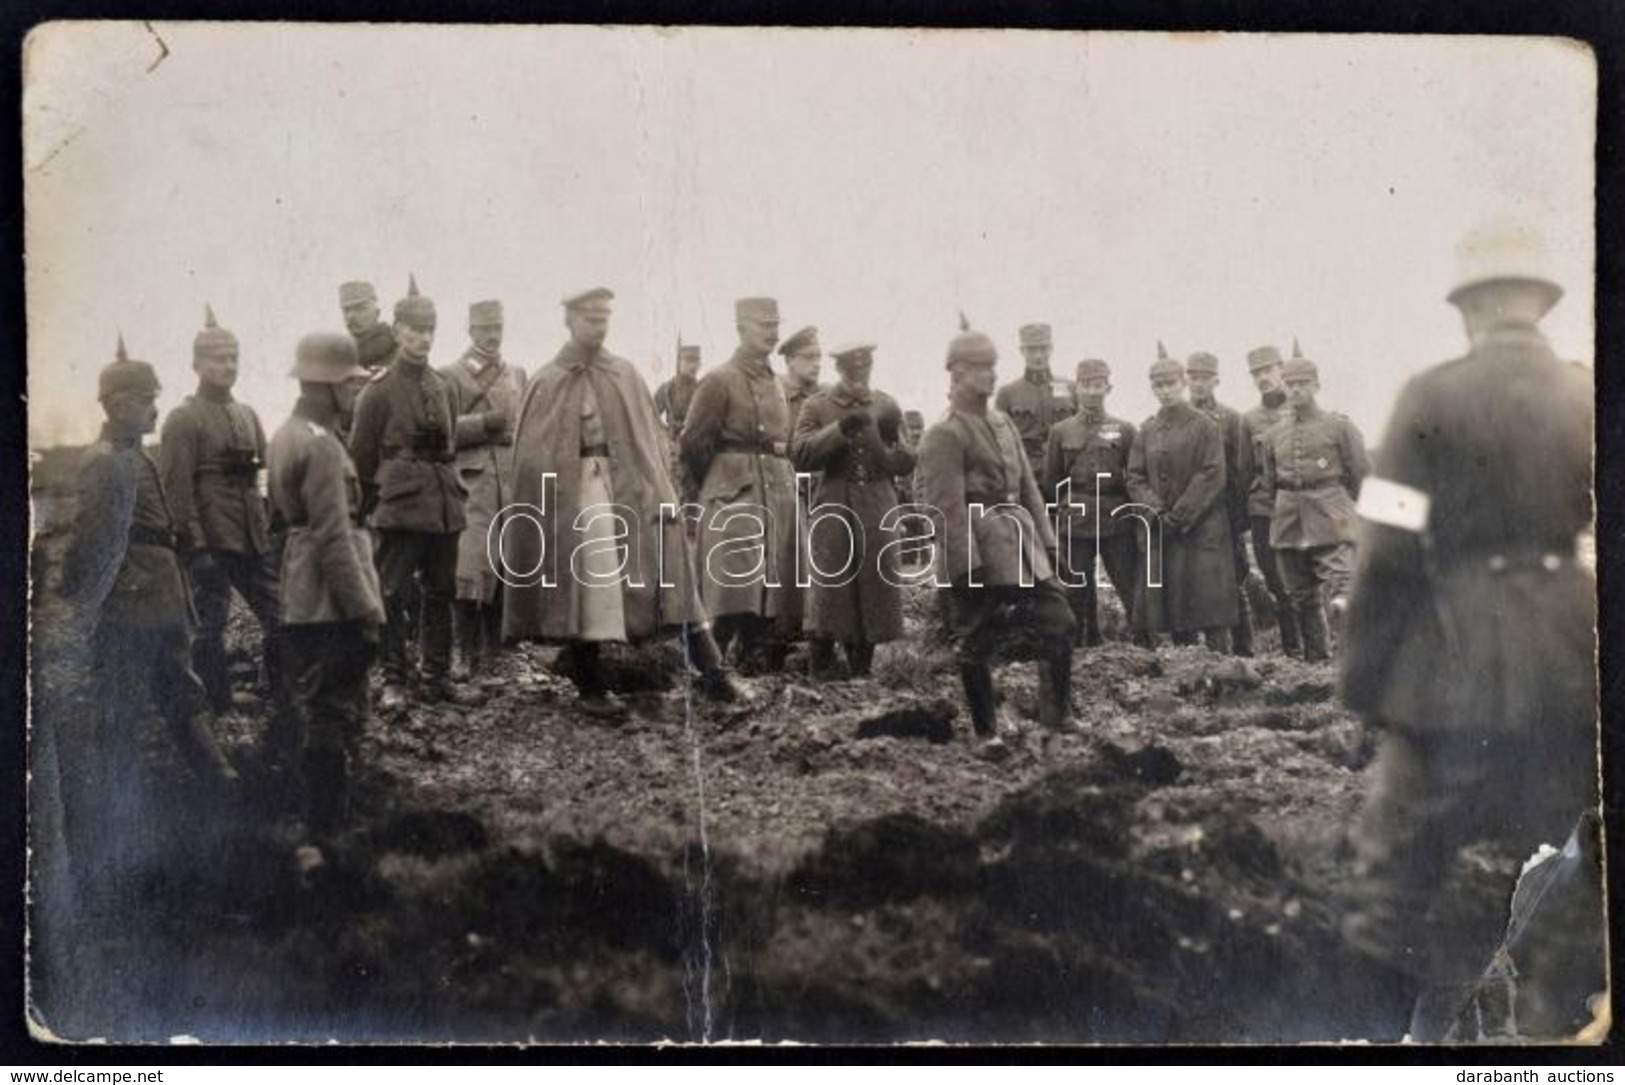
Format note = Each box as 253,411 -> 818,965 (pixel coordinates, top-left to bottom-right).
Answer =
1356,476 -> 1430,533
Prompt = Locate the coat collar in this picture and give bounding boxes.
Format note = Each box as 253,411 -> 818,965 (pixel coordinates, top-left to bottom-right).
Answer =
730,348 -> 775,380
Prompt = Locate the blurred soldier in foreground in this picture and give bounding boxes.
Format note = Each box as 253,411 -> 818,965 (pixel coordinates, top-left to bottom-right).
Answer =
682,297 -> 803,674
995,322 -> 1074,465
267,333 -> 385,836
1242,345 -> 1299,657
159,305 -> 280,717
1258,348 -> 1369,661
1185,351 -> 1255,656
1340,225 -> 1600,1041
777,325 -> 826,436
1126,345 -> 1237,650
442,299 -> 526,683
348,275 -> 480,709
917,319 -> 1077,741
60,339 -> 238,816
341,280 -> 398,376
654,341 -> 703,442
502,288 -> 748,717
1042,358 -> 1139,647
792,341 -> 917,678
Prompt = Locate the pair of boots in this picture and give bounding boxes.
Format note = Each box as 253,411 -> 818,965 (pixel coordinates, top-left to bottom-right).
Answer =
958,648 -> 1075,739
1274,602 -> 1305,659
571,633 -> 752,721
452,600 -> 502,684
1297,600 -> 1332,662
808,638 -> 875,680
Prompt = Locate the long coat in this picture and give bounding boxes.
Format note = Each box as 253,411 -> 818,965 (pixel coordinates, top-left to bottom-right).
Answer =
680,350 -> 804,628
502,341 -> 707,643
348,355 -> 467,535
916,403 -> 1058,587
158,388 -> 271,557
61,427 -> 193,632
791,382 -> 916,643
1126,401 -> 1238,632
267,401 -> 385,626
441,352 -> 528,602
1340,326 -> 1593,737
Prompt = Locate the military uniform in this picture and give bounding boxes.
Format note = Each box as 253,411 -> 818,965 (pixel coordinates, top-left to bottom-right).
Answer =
681,300 -> 804,669
1187,352 -> 1255,655
1042,402 -> 1139,645
269,333 -> 385,833
1340,241 -> 1597,1039
654,372 -> 699,438
347,286 -> 468,696
918,325 -> 1076,737
1259,386 -> 1369,660
791,356 -> 916,675
1126,398 -> 1238,644
994,369 -> 1074,466
780,374 -> 827,439
59,350 -> 237,870
1243,395 -> 1299,655
159,332 -> 280,716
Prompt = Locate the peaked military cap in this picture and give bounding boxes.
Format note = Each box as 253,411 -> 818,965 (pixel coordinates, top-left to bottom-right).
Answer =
1075,358 -> 1111,381
469,299 -> 503,326
830,340 -> 877,362
1185,351 -> 1219,377
339,281 -> 378,308
1246,345 -> 1283,373
562,286 -> 614,313
778,326 -> 819,357
193,303 -> 239,360
99,335 -> 161,400
393,273 -> 437,328
1018,323 -> 1053,348
735,297 -> 780,322
291,331 -> 366,383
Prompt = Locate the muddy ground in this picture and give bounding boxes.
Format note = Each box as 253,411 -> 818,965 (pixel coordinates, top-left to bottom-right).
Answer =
27,495 -> 1421,1045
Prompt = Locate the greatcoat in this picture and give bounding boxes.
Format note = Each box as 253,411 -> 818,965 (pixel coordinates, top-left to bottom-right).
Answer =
1125,401 -> 1238,632
441,350 -> 528,602
791,382 -> 916,643
502,340 -> 708,643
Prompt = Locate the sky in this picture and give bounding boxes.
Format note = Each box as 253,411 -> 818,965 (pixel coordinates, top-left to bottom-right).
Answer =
23,24 -> 1596,448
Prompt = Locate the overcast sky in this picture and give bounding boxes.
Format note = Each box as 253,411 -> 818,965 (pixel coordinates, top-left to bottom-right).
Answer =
24,24 -> 1595,448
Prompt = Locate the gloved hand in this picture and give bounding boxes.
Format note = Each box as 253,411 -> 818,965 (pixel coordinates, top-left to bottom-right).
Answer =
483,408 -> 510,436
839,410 -> 869,437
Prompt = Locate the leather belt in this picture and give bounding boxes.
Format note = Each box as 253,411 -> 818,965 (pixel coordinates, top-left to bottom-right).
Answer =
715,439 -> 787,458
579,444 -> 612,458
1275,478 -> 1336,492
129,524 -> 177,549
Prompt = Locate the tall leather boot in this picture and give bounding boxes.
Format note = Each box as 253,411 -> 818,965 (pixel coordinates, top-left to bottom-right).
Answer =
571,642 -> 627,721
452,601 -> 480,682
1231,587 -> 1255,657
1038,649 -> 1075,731
1275,603 -> 1304,659
685,627 -> 755,705
959,661 -> 998,738
1298,601 -> 1331,663
845,641 -> 876,678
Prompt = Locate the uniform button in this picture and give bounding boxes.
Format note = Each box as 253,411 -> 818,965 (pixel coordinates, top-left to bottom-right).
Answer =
1542,553 -> 1561,571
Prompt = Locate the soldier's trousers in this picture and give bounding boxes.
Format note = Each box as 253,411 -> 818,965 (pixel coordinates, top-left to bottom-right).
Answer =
192,548 -> 282,714
1055,531 -> 1139,645
284,620 -> 376,834
1276,542 -> 1354,606
376,530 -> 458,685
1348,718 -> 1598,1040
950,579 -> 1076,667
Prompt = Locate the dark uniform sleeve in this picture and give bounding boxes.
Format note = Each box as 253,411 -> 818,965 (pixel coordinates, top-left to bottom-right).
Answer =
678,373 -> 728,486
60,450 -> 134,611
872,398 -> 917,477
347,379 -> 387,511
1258,427 -> 1278,508
304,436 -> 386,624
1168,417 -> 1226,529
1016,440 -> 1058,554
1040,425 -> 1066,498
158,406 -> 205,554
1228,412 -> 1254,521
916,424 -> 973,585
451,371 -> 491,450
1340,416 -> 1372,498
791,396 -> 848,473
1125,423 -> 1161,513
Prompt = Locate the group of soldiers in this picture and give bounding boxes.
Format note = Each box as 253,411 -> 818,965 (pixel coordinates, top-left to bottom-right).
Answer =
57,222 -> 1599,1040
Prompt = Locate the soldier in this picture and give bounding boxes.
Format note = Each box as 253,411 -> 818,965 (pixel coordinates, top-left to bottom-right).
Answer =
441,299 -> 526,683
777,325 -> 826,436
1258,350 -> 1370,662
267,332 -> 385,836
916,320 -> 1077,740
791,341 -> 917,678
653,341 -> 703,441
1126,346 -> 1237,650
681,297 -> 803,674
501,287 -> 748,718
60,339 -> 238,811
347,275 -> 480,709
340,280 -> 398,375
994,322 -> 1074,465
1241,344 -> 1300,657
1042,358 -> 1139,647
1185,351 -> 1256,656
158,305 -> 280,718
1339,225 -> 1599,1040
